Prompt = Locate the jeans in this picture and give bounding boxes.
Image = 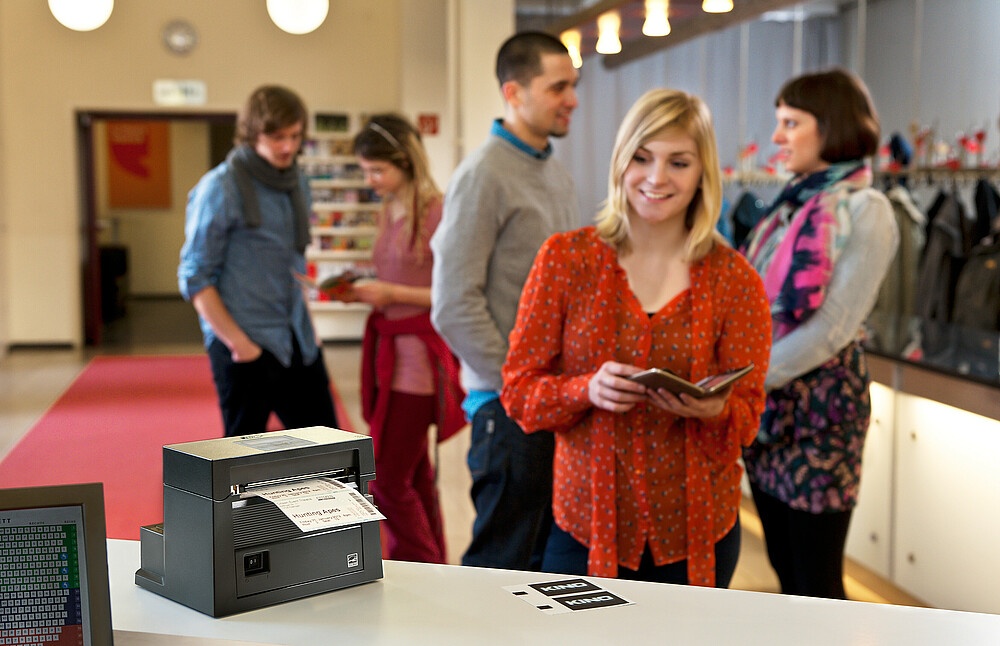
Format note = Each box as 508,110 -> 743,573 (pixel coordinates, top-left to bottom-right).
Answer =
542,518 -> 742,587
461,398 -> 554,570
207,337 -> 338,437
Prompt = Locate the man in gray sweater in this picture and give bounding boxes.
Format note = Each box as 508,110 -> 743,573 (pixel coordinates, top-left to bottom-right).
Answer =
430,31 -> 580,570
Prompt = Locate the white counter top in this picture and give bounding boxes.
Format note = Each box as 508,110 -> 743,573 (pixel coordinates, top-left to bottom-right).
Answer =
108,539 -> 1000,645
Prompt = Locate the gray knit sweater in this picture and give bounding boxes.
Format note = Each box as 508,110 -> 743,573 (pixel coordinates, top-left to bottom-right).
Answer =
430,132 -> 579,394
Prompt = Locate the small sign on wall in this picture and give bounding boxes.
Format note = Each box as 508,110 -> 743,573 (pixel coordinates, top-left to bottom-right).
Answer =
153,79 -> 207,106
417,113 -> 439,136
107,121 -> 171,209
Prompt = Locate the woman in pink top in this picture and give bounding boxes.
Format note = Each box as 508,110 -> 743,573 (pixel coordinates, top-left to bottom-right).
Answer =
337,114 -> 464,563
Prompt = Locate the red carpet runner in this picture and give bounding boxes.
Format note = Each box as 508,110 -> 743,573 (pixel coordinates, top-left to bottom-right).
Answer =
0,354 -> 354,539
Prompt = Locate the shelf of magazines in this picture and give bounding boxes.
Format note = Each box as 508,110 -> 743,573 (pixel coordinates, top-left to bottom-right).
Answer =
301,132 -> 379,341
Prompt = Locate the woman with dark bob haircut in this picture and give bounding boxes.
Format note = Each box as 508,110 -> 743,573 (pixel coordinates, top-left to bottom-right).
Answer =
775,68 -> 881,162
740,68 -> 899,599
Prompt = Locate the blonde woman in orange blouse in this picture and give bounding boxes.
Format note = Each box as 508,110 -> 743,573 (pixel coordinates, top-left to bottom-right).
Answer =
501,89 -> 772,587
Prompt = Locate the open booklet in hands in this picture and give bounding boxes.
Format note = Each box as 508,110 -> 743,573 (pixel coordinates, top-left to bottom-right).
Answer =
295,269 -> 364,299
627,363 -> 754,399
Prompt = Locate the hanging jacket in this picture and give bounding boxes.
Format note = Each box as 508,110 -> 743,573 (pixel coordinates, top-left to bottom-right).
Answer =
867,185 -> 926,354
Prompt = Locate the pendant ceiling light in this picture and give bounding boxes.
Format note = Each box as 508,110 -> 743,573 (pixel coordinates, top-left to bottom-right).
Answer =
595,10 -> 622,55
643,0 -> 672,37
560,29 -> 584,68
48,0 -> 113,31
702,0 -> 734,13
266,0 -> 329,35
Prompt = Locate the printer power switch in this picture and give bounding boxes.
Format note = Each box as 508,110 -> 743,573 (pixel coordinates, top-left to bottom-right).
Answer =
243,551 -> 269,576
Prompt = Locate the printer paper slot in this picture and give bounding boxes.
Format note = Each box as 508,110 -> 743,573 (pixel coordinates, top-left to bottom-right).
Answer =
245,477 -> 385,533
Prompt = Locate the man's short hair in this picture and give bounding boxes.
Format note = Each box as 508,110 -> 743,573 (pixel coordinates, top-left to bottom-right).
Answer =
495,31 -> 569,87
235,85 -> 308,146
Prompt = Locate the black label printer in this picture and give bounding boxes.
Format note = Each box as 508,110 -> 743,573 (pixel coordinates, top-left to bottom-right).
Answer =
135,426 -> 383,617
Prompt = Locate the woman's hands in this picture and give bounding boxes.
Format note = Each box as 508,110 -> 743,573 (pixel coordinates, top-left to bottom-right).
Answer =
645,385 -> 730,419
588,361 -> 730,418
348,280 -> 394,309
588,361 -> 646,412
294,272 -> 393,308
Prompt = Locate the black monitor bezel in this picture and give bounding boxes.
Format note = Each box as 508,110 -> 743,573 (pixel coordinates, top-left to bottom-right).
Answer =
0,482 -> 114,645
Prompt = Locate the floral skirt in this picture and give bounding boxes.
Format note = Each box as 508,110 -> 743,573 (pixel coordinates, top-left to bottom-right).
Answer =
743,341 -> 871,513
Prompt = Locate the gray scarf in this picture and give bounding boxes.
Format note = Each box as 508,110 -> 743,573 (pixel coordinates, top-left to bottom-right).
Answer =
227,144 -> 310,253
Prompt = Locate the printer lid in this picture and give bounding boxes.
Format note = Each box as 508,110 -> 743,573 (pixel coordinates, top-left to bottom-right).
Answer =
162,426 -> 374,500
165,426 -> 362,460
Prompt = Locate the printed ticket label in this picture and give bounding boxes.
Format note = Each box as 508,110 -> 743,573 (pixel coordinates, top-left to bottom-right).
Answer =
503,578 -> 633,615
247,477 -> 385,532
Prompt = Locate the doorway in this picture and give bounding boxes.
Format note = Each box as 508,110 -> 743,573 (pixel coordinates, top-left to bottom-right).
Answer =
76,111 -> 235,347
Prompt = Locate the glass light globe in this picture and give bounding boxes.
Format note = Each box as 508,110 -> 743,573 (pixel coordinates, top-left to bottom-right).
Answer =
560,29 -> 584,68
703,0 -> 734,13
643,0 -> 671,37
595,11 -> 622,55
266,0 -> 330,35
48,0 -> 114,32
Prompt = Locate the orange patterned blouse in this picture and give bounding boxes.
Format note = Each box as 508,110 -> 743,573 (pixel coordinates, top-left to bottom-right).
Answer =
501,227 -> 771,586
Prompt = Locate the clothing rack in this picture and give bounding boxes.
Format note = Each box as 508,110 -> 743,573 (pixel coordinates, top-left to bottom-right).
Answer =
875,166 -> 1000,187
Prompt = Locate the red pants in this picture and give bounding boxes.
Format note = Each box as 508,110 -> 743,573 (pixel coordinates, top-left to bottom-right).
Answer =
370,391 -> 447,563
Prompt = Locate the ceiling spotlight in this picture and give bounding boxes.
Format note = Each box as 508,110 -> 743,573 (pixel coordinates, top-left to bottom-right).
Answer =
266,0 -> 329,35
595,10 -> 622,55
703,0 -> 734,13
561,29 -> 584,68
48,0 -> 113,31
643,0 -> 671,37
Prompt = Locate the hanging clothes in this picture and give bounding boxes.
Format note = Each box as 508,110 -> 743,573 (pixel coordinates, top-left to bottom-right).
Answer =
970,179 -> 1000,245
730,190 -> 767,250
866,184 -> 926,354
904,190 -> 968,367
948,222 -> 1000,380
974,178 -> 1000,237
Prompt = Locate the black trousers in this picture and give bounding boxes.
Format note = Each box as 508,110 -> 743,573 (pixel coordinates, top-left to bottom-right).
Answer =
750,485 -> 853,599
207,337 -> 338,437
541,518 -> 741,587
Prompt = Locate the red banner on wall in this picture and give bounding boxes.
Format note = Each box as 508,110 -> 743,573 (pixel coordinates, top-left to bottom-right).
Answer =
107,121 -> 171,208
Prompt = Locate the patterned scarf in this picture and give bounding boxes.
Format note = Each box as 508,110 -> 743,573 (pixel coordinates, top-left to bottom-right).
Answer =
227,144 -> 311,254
741,161 -> 870,340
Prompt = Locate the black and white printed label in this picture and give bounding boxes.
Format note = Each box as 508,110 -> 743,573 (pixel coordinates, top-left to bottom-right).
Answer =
504,578 -> 634,615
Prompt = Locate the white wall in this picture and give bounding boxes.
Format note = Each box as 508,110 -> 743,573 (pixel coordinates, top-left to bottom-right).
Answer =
456,0 -> 514,158
0,19 -> 7,354
400,0 -> 452,190
398,0 -> 513,190
860,0 -> 1000,168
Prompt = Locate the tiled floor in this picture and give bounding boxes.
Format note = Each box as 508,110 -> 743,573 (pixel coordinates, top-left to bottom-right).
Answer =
0,297 -> 924,606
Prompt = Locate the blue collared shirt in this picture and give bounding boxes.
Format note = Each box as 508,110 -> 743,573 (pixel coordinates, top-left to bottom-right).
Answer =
178,161 -> 318,367
490,119 -> 552,160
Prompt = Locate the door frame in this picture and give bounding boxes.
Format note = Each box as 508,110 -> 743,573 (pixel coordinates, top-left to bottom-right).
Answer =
76,110 -> 235,345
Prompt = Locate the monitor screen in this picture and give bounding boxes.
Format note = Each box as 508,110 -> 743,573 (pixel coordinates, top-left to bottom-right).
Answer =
0,482 -> 113,646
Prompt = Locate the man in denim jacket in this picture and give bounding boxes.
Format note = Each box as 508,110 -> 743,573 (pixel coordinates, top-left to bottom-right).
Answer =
179,85 -> 337,437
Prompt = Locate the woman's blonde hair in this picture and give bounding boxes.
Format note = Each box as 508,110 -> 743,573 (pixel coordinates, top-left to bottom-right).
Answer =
595,88 -> 723,261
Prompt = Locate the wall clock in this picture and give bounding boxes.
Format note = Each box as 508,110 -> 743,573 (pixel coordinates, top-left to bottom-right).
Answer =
163,20 -> 198,55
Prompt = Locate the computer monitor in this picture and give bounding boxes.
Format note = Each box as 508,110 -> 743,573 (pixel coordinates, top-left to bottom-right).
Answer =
0,482 -> 114,645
